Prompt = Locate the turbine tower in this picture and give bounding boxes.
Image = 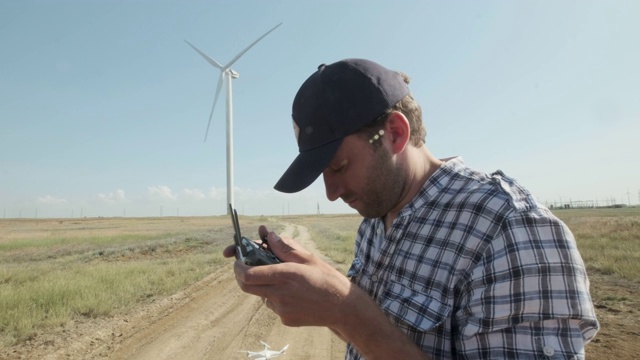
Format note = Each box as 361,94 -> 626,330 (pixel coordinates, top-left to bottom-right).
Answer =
185,23 -> 282,214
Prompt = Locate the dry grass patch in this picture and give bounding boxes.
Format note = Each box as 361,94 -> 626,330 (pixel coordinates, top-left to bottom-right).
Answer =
0,215 -> 278,346
285,214 -> 361,273
553,207 -> 640,282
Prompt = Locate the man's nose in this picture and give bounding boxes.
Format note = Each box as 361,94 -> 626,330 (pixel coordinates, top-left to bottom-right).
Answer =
322,171 -> 344,202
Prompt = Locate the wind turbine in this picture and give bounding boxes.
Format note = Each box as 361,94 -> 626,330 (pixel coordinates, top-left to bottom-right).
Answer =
185,23 -> 282,214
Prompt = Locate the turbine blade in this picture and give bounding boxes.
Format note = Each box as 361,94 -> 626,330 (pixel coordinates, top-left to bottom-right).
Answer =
224,22 -> 282,69
204,73 -> 224,142
184,40 -> 224,69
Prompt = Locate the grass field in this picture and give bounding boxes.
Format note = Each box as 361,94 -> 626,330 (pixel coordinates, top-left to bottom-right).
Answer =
553,207 -> 640,282
1,208 -> 639,356
0,215 -> 283,346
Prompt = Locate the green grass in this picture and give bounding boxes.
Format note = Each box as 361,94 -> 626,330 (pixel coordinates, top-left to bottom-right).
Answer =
0,216 -> 251,346
288,214 -> 361,273
553,207 -> 640,282
0,252 -> 222,343
0,233 -> 157,251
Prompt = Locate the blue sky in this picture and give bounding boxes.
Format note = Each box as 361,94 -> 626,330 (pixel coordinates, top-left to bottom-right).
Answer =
1,0 -> 639,218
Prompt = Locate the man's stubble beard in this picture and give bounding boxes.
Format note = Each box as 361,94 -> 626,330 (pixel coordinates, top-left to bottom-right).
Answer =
357,147 -> 406,219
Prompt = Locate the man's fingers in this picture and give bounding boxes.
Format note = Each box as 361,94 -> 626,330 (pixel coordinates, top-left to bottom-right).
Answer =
222,244 -> 236,258
233,261 -> 294,299
258,225 -> 269,240
235,260 -> 285,284
235,260 -> 307,287
267,231 -> 313,263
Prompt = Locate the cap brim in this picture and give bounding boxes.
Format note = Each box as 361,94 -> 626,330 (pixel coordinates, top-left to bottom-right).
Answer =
274,138 -> 343,193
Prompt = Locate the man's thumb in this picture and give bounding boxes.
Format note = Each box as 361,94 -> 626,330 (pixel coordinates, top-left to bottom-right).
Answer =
267,231 -> 310,263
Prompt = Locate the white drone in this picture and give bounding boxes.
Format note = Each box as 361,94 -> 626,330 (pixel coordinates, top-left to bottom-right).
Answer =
240,340 -> 289,359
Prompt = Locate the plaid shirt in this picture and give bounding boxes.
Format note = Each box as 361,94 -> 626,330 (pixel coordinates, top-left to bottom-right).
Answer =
345,157 -> 598,359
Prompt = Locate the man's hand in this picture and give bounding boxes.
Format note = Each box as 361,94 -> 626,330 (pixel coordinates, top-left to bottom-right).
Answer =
224,225 -> 352,327
222,225 -> 430,360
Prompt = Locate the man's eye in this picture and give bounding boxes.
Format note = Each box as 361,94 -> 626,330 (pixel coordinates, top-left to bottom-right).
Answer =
332,159 -> 348,174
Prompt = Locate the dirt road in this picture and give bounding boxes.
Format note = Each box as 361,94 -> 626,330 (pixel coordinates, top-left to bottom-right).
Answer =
9,224 -> 346,360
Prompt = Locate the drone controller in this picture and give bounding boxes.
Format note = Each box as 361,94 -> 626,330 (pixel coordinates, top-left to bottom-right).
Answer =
229,204 -> 281,266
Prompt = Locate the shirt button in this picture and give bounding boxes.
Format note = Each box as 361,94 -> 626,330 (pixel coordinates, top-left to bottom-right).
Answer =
371,274 -> 379,282
543,345 -> 555,356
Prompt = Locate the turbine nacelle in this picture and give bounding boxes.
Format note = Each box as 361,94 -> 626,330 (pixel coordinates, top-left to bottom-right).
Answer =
228,69 -> 239,79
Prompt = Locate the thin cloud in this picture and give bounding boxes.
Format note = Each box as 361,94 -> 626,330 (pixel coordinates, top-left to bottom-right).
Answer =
148,185 -> 177,200
182,188 -> 206,200
234,186 -> 278,199
97,189 -> 127,203
208,187 -> 225,199
37,195 -> 68,204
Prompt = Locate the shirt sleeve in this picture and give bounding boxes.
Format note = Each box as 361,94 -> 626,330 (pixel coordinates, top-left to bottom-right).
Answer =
454,209 -> 599,359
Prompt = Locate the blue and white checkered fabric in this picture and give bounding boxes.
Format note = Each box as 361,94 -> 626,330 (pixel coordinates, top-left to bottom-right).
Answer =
345,157 -> 598,360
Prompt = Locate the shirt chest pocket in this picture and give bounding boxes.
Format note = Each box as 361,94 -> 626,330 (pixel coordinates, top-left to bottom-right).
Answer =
381,280 -> 451,333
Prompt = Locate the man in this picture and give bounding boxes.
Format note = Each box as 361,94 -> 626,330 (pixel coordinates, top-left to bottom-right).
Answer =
223,59 -> 599,359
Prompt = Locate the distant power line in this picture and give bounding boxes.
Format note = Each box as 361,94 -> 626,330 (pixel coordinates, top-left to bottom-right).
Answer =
544,195 -> 638,210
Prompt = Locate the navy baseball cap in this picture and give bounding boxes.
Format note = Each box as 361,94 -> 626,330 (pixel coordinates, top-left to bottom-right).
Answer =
274,58 -> 410,193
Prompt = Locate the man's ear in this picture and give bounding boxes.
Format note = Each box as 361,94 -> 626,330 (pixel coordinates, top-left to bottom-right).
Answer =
384,111 -> 411,154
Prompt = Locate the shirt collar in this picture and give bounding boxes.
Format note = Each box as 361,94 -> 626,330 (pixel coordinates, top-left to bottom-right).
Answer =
393,156 -> 465,218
